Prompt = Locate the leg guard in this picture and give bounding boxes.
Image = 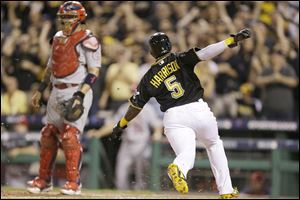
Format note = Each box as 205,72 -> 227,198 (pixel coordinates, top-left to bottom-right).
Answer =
39,124 -> 59,182
60,124 -> 82,183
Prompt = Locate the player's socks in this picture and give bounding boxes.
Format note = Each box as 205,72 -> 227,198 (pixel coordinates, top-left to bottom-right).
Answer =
167,163 -> 188,194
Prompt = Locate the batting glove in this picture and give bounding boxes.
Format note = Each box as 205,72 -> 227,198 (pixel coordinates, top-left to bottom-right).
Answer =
225,28 -> 251,48
111,121 -> 127,140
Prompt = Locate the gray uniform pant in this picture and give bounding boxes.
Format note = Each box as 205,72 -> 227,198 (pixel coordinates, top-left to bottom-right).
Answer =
115,139 -> 151,190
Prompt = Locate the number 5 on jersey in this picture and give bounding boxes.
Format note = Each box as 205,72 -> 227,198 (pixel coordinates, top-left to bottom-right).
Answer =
164,75 -> 185,99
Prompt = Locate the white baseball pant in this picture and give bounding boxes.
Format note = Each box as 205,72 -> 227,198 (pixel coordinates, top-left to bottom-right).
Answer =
163,98 -> 234,195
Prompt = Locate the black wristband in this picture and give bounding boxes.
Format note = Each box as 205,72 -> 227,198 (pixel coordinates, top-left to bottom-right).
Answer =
38,82 -> 48,93
84,73 -> 97,87
73,91 -> 85,101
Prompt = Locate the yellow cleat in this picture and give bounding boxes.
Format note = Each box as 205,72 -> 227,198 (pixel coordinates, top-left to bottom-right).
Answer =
167,163 -> 188,194
219,187 -> 239,199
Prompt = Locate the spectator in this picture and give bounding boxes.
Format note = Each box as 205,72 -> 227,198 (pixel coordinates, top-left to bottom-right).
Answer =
228,38 -> 255,85
6,33 -> 43,91
1,1 -> 298,121
235,83 -> 262,119
99,46 -> 139,112
194,60 -> 218,107
256,50 -> 298,120
1,76 -> 28,115
242,171 -> 269,195
212,50 -> 240,118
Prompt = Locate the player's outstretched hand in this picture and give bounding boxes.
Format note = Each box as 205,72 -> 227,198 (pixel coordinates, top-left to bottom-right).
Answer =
228,29 -> 251,48
31,91 -> 42,109
111,121 -> 127,140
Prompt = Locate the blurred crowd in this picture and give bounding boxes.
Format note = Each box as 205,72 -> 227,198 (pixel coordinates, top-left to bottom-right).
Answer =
1,1 -> 299,121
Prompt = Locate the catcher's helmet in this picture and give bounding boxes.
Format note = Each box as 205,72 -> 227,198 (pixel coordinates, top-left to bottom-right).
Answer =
149,32 -> 172,59
57,1 -> 87,36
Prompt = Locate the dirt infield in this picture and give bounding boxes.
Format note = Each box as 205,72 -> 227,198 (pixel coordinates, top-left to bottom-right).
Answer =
1,187 -> 212,199
1,186 -> 271,199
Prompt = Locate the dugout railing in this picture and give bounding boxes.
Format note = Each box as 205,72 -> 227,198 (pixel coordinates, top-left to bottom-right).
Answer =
149,120 -> 299,198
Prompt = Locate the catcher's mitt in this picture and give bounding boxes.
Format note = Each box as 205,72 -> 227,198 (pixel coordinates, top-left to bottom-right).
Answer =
61,93 -> 84,122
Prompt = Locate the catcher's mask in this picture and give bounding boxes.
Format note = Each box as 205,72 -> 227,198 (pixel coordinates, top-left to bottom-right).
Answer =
57,1 -> 87,36
149,32 -> 172,59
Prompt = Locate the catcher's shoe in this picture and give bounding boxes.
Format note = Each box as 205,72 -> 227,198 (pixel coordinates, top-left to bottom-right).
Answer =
219,187 -> 239,199
167,163 -> 188,194
27,177 -> 53,194
60,181 -> 82,195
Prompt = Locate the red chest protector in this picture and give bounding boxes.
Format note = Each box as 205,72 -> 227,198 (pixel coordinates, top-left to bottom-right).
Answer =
52,30 -> 88,78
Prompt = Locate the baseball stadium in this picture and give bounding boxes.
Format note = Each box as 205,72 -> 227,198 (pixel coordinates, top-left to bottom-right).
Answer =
1,1 -> 299,199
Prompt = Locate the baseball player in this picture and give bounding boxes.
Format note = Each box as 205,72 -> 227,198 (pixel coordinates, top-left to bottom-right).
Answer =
112,29 -> 251,198
88,103 -> 162,190
27,1 -> 101,195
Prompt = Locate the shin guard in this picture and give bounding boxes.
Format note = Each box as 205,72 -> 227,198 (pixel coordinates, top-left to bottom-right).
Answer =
61,124 -> 82,183
39,124 -> 59,182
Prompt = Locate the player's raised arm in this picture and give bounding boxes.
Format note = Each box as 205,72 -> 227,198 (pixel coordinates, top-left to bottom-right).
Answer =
196,29 -> 251,61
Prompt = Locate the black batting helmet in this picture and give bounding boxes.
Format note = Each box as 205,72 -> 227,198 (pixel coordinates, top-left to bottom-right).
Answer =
149,32 -> 172,59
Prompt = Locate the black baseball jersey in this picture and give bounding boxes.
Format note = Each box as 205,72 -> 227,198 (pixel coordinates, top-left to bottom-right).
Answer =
130,48 -> 204,112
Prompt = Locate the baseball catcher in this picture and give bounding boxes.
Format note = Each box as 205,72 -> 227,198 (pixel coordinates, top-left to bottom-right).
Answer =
27,1 -> 101,195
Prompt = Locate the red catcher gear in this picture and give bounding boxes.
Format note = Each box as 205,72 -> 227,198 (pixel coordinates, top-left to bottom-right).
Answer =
52,30 -> 88,78
39,124 -> 59,182
57,1 -> 87,36
60,124 -> 82,183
